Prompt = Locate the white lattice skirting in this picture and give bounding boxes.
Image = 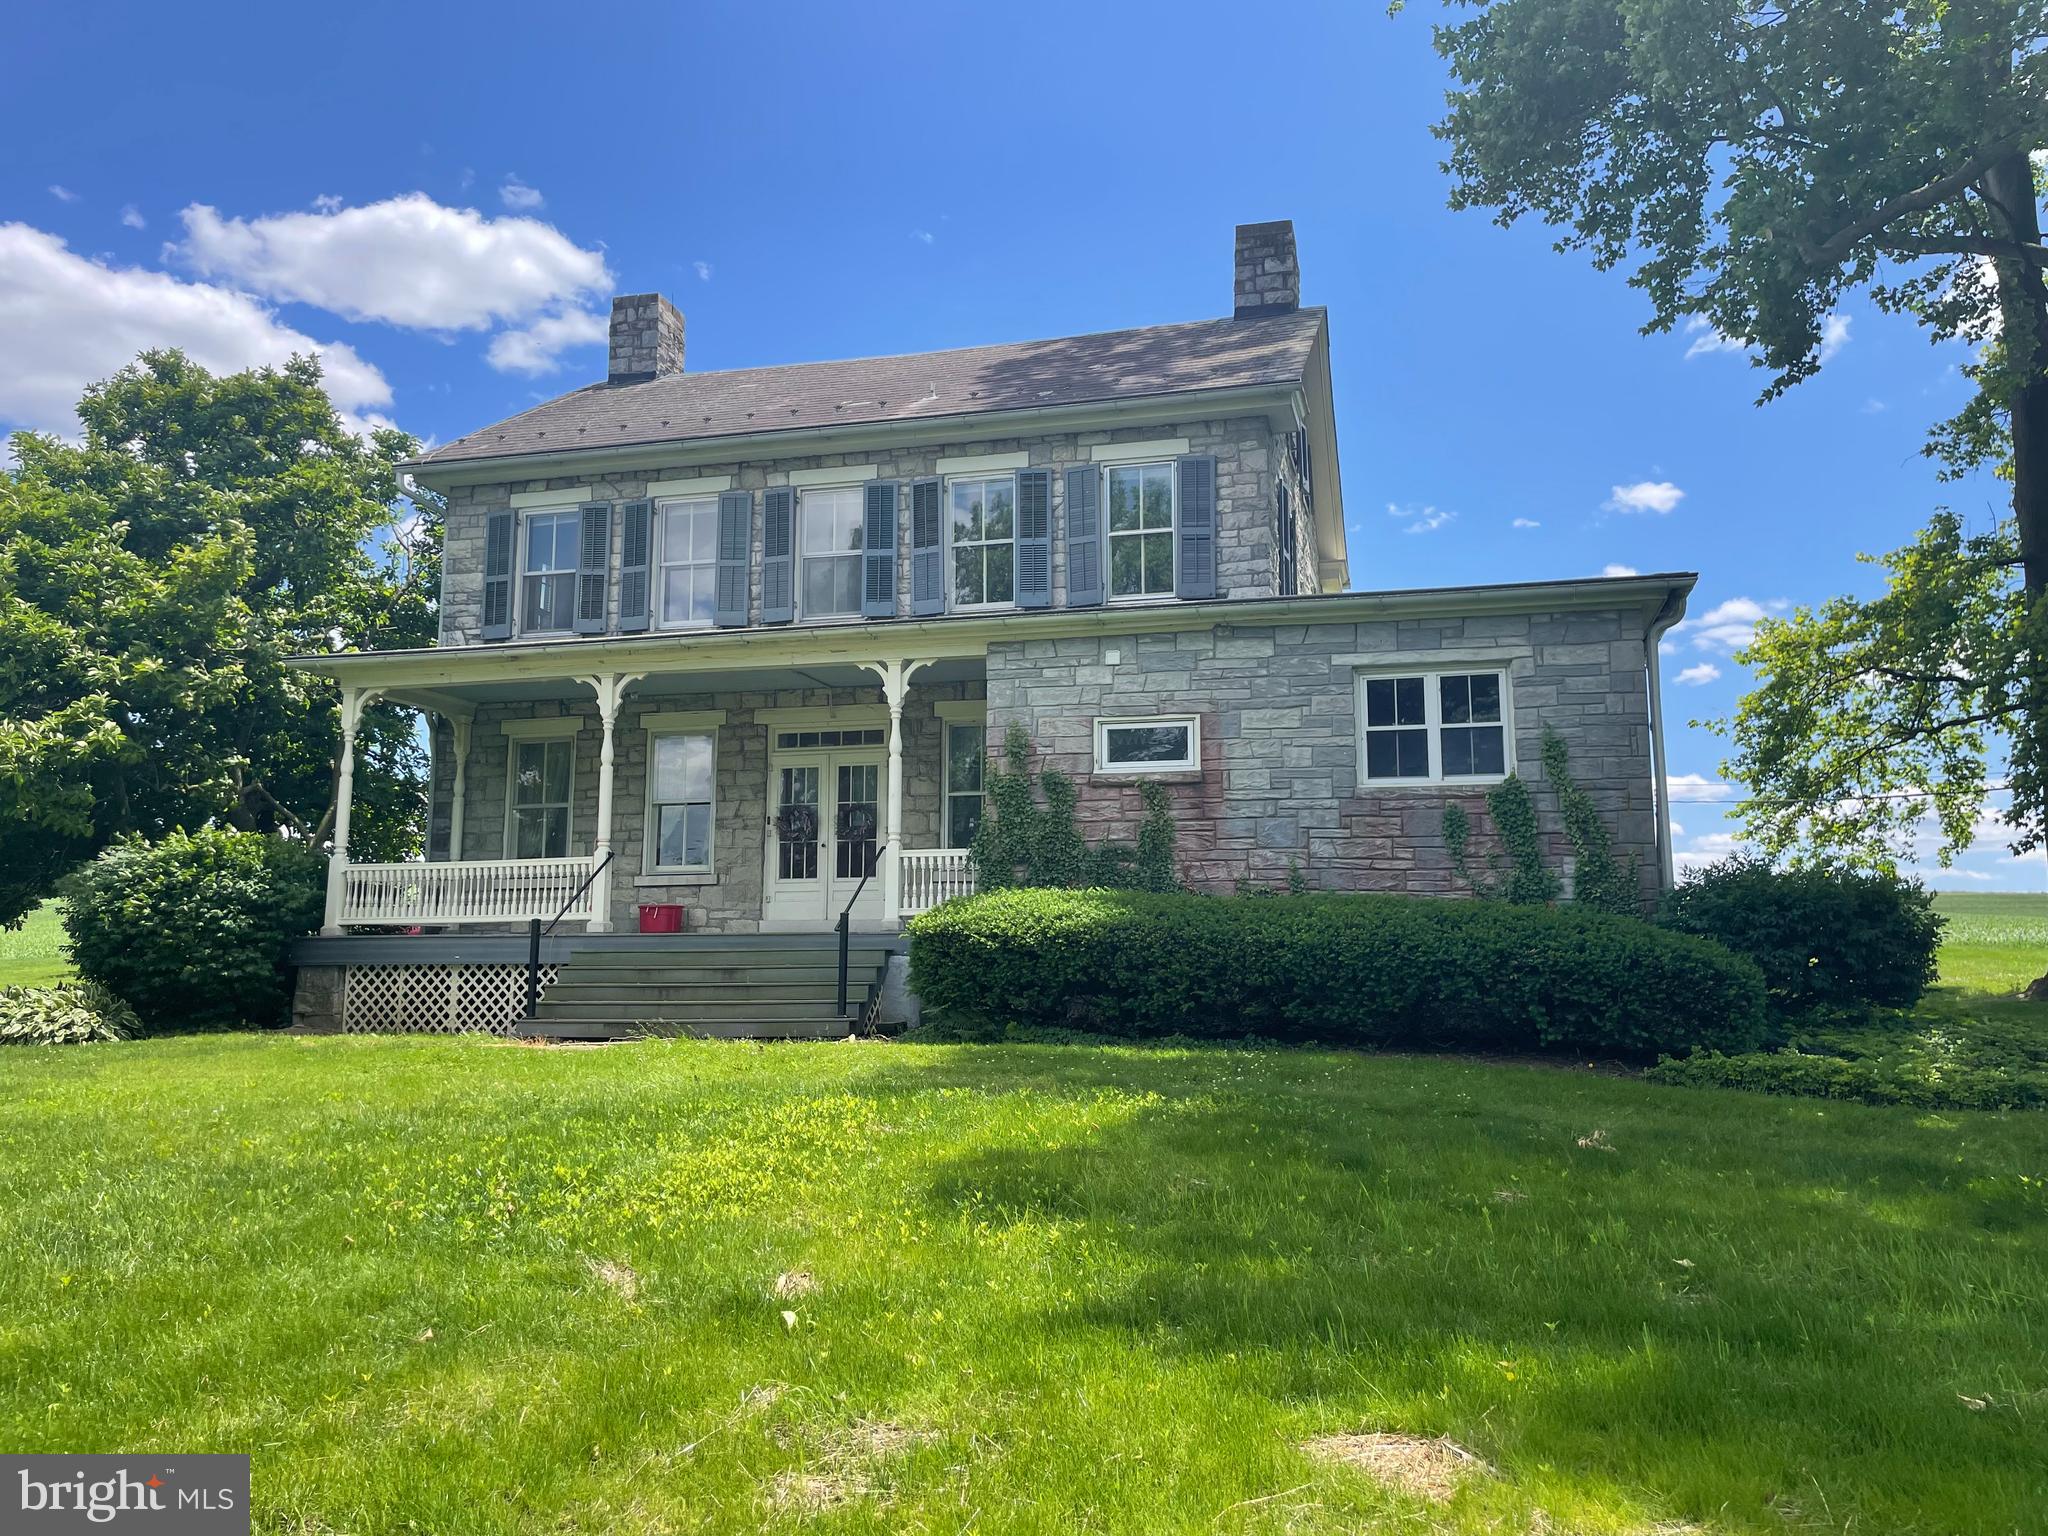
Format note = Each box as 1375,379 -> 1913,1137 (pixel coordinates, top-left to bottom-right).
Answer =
342,962 -> 559,1036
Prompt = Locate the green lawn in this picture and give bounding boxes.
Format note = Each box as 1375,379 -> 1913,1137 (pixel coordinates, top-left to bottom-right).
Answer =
3,1033 -> 2044,1534
0,900 -> 71,988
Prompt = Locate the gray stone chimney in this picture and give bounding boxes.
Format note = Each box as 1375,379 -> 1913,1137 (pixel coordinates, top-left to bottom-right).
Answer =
607,293 -> 685,384
1233,221 -> 1300,318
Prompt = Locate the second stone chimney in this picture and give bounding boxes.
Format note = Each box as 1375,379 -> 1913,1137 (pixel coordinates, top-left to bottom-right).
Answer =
1233,221 -> 1300,318
607,293 -> 685,384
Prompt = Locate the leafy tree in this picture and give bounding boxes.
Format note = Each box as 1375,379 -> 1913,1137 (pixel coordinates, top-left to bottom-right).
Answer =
1422,0 -> 2047,891
0,350 -> 440,926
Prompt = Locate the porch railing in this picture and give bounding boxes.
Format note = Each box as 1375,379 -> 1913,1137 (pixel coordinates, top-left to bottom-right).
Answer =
897,848 -> 976,917
338,856 -> 600,927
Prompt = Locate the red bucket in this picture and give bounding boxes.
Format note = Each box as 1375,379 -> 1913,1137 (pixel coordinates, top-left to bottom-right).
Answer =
637,903 -> 684,933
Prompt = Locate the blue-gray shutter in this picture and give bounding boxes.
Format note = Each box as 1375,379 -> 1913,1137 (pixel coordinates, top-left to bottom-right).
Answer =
761,487 -> 795,624
617,499 -> 652,632
1016,468 -> 1051,609
910,477 -> 944,615
714,491 -> 751,628
481,509 -> 514,639
574,501 -> 611,633
1175,455 -> 1217,600
1063,465 -> 1103,607
862,480 -> 899,618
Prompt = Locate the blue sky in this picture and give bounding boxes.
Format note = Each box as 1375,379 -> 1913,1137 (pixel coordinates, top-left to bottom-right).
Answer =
4,1 -> 2032,888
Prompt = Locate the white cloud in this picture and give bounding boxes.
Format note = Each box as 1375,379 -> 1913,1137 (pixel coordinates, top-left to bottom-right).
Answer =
1860,397 -> 1887,414
176,194 -> 609,332
1675,662 -> 1722,686
119,204 -> 145,231
1666,773 -> 1736,803
693,260 -> 713,282
1388,501 -> 1454,534
1819,312 -> 1851,362
0,223 -> 394,440
47,185 -> 80,204
1605,480 -> 1685,515
912,229 -> 935,245
1511,517 -> 1540,529
1683,317 -> 1744,358
498,176 -> 544,211
311,193 -> 344,213
1667,596 -> 1787,654
1601,563 -> 1639,577
485,307 -> 608,375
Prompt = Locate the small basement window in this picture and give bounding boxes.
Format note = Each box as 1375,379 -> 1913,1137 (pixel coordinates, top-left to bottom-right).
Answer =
1094,716 -> 1199,773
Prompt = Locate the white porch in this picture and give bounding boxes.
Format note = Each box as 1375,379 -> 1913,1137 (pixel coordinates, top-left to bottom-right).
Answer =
317,647 -> 985,936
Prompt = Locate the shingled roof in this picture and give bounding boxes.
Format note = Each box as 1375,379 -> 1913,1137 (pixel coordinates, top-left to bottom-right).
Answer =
407,308 -> 1326,471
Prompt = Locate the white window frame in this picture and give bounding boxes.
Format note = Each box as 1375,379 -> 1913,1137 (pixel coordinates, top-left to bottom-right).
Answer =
519,508 -> 580,636
643,725 -> 719,874
1093,714 -> 1200,775
1102,460 -> 1179,603
653,495 -> 720,631
1354,666 -> 1516,786
501,719 -> 580,858
942,718 -> 988,848
945,472 -> 1019,613
796,484 -> 867,622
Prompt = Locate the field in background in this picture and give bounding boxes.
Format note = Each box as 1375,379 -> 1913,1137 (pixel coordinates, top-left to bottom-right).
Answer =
0,902 -> 71,989
1932,891 -> 2048,995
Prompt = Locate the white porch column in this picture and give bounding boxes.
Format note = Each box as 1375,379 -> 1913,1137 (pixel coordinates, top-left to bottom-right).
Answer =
446,714 -> 473,861
578,673 -> 643,933
863,658 -> 932,926
321,686 -> 379,936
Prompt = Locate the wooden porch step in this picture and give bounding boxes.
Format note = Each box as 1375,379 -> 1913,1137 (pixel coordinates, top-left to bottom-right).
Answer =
518,938 -> 891,1041
518,1017 -> 854,1042
541,979 -> 845,1004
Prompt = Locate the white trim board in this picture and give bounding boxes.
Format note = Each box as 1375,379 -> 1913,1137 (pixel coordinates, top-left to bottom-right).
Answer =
933,699 -> 987,723
499,715 -> 586,740
509,486 -> 596,509
637,709 -> 727,732
785,464 -> 879,488
936,451 -> 1029,476
753,705 -> 887,728
1089,437 -> 1189,464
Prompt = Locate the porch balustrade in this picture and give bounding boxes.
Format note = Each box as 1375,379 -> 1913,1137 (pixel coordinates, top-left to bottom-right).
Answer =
896,847 -> 977,916
338,856 -> 599,927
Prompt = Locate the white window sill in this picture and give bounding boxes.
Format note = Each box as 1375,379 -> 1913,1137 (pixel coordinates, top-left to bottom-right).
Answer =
1359,778 -> 1512,791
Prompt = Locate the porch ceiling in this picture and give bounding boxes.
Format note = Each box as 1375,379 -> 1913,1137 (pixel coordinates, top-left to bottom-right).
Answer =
378,656 -> 987,713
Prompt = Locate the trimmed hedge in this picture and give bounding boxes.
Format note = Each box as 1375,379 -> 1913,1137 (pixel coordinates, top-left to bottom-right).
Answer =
1658,856 -> 1943,1012
62,829 -> 326,1033
908,889 -> 1768,1058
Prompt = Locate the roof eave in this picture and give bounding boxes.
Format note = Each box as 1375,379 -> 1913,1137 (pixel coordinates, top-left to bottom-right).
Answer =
396,381 -> 1305,490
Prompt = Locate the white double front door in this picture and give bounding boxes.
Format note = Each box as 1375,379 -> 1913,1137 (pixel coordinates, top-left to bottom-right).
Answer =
763,745 -> 888,930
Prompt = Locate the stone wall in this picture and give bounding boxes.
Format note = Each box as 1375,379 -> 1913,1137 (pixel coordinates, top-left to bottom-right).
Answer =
985,609 -> 1660,904
428,682 -> 982,931
436,414 -> 1293,646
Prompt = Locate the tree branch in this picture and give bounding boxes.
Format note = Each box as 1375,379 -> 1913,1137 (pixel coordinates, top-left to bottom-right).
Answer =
1879,234 -> 2048,267
1788,132 -> 2041,266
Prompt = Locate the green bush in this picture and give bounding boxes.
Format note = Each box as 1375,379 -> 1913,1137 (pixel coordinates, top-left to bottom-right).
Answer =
909,888 -> 1767,1058
1646,1047 -> 2045,1112
1658,856 -> 1943,1012
0,981 -> 139,1045
62,829 -> 327,1033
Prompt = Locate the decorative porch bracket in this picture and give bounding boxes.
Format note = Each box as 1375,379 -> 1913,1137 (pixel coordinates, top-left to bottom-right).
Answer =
857,657 -> 935,926
321,684 -> 385,936
574,671 -> 646,934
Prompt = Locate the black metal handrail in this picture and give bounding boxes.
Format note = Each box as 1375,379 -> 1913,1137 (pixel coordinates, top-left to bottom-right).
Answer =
836,843 -> 887,1016
526,847 -> 616,1020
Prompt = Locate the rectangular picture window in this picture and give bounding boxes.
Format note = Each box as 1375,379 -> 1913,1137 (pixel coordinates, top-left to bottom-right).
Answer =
1106,462 -> 1176,599
1094,716 -> 1199,773
1358,669 -> 1511,783
945,722 -> 986,848
510,737 -> 574,857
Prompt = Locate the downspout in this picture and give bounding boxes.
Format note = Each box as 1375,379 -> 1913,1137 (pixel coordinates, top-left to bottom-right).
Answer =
1644,586 -> 1688,890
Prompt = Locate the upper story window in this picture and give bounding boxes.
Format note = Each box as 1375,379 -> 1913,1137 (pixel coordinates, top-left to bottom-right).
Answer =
656,497 -> 719,629
799,487 -> 865,619
949,476 -> 1015,608
521,510 -> 580,633
1106,462 -> 1176,600
1358,669 -> 1511,784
